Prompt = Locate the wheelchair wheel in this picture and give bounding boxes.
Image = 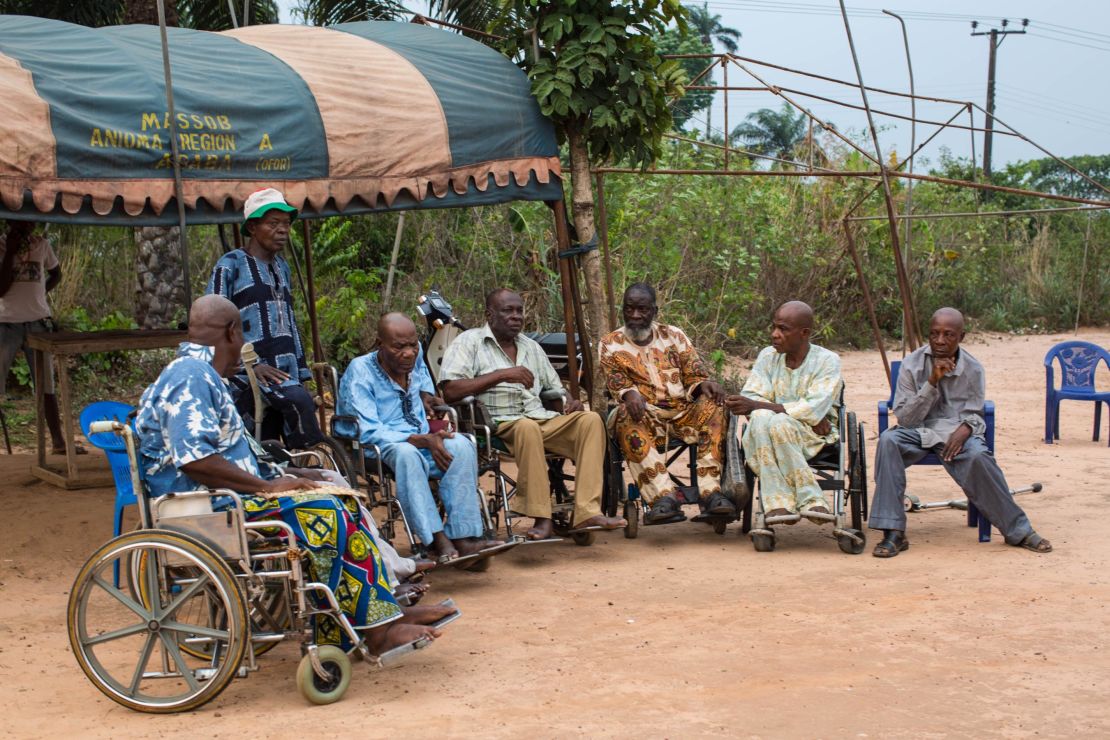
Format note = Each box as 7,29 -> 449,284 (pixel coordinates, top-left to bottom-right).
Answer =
571,531 -> 596,547
846,413 -> 867,532
837,529 -> 866,555
751,531 -> 775,552
296,645 -> 351,706
623,500 -> 639,539
68,530 -> 248,713
464,556 -> 494,572
305,435 -> 356,487
131,532 -> 290,661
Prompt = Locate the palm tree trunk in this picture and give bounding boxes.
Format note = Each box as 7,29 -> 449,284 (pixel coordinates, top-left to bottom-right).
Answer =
135,226 -> 185,328
566,125 -> 610,410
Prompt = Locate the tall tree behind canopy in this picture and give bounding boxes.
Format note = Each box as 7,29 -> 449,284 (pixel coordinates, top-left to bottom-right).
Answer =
684,2 -> 739,140
482,0 -> 689,406
731,103 -> 808,162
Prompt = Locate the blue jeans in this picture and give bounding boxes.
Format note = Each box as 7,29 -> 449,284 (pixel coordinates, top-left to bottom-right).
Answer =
379,435 -> 482,545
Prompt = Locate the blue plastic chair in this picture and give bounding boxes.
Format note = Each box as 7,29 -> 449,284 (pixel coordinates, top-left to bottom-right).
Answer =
79,401 -> 139,542
877,360 -> 995,542
1043,341 -> 1110,446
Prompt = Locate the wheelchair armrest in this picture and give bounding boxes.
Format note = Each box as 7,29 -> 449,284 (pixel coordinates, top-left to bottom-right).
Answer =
876,400 -> 891,435
540,389 -> 565,402
330,414 -> 360,442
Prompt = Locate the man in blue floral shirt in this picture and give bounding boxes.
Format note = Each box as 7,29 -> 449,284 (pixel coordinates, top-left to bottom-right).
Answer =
136,295 -> 442,653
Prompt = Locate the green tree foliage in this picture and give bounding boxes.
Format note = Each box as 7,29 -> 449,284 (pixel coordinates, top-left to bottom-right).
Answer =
654,27 -> 714,131
685,1 -> 740,52
994,154 -> 1110,201
683,2 -> 739,138
731,102 -> 808,161
491,0 -> 688,167
0,0 -> 278,29
294,0 -> 407,25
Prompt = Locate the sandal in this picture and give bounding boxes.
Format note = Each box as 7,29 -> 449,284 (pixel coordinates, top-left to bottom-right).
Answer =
1018,532 -> 1052,553
702,492 -> 737,518
645,495 -> 686,525
872,530 -> 909,558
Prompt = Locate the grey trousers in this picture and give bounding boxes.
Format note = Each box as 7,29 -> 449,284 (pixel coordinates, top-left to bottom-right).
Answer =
870,427 -> 1034,544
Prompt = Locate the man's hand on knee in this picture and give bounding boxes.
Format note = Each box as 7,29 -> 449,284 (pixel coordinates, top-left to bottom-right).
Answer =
942,423 -> 971,462
409,429 -> 455,470
623,389 -> 648,422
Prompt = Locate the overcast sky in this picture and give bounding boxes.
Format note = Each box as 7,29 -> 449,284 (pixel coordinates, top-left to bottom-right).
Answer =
276,0 -> 1110,169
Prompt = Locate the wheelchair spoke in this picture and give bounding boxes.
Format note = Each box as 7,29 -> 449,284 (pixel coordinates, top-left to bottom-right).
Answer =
82,621 -> 149,647
160,621 -> 230,641
144,548 -> 164,618
159,632 -> 201,692
91,575 -> 151,620
160,572 -> 211,621
128,633 -> 158,698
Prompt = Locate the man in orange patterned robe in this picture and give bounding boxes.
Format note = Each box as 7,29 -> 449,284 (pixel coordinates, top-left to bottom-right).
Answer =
600,283 -> 729,525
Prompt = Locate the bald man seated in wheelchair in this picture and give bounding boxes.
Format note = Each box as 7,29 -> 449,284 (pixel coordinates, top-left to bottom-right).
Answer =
869,307 -> 1052,558
135,295 -> 453,656
338,312 -> 505,564
725,301 -> 843,525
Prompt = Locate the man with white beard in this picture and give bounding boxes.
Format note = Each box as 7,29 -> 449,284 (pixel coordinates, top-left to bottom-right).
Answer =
600,283 -> 729,525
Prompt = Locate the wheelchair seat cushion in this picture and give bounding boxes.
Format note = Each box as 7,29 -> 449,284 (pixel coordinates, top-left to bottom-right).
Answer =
808,444 -> 840,469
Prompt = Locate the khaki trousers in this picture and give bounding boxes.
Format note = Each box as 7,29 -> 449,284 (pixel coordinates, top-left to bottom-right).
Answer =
495,411 -> 606,524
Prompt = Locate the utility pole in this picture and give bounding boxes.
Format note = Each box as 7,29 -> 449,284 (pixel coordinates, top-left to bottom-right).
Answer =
971,18 -> 1027,180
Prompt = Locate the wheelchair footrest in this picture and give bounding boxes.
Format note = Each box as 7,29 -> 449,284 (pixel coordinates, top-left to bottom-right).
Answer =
764,513 -> 802,526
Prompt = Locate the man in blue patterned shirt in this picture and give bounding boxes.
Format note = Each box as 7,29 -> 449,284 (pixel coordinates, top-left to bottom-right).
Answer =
339,313 -> 501,563
136,295 -> 442,653
207,189 -> 323,448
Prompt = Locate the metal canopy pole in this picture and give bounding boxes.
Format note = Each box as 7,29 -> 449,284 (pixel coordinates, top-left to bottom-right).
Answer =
884,9 -> 916,355
300,220 -> 327,431
156,0 -> 191,312
838,0 -> 920,349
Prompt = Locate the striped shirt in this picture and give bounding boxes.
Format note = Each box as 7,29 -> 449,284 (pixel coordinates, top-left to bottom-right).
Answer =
439,324 -> 564,427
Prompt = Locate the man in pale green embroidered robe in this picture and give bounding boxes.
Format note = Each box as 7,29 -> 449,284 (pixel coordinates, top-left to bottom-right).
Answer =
726,302 -> 842,521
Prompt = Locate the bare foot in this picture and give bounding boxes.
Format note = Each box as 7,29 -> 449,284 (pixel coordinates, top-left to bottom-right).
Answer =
364,621 -> 441,655
395,582 -> 429,604
526,517 -> 554,540
572,514 -> 627,531
430,532 -> 459,562
399,603 -> 458,625
766,508 -> 799,524
411,558 -> 436,574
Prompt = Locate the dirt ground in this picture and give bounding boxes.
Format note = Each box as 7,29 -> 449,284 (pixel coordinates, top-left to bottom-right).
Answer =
1,329 -> 1108,739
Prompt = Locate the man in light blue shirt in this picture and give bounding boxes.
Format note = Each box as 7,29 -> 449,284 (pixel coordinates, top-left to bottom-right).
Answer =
339,313 -> 497,563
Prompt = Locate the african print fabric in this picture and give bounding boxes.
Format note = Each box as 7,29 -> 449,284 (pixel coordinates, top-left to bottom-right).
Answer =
136,348 -> 401,646
739,345 -> 842,512
601,324 -> 723,504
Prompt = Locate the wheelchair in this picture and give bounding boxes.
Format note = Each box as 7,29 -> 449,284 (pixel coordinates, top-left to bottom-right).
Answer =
735,393 -> 869,554
239,342 -> 356,487
67,420 -> 421,713
327,391 -> 516,572
417,289 -> 622,546
448,392 -> 625,547
605,408 -> 750,539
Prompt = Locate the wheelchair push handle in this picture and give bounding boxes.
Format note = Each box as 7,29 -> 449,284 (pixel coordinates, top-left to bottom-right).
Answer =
89,420 -> 126,435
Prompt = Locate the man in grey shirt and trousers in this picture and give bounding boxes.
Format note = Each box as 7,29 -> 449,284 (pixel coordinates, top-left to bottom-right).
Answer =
870,307 -> 1052,558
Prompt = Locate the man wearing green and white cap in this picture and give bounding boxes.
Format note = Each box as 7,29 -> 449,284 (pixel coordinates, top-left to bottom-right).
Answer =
206,188 -> 324,448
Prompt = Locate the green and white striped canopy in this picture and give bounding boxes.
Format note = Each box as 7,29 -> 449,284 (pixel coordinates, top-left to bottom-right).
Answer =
0,16 -> 562,225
